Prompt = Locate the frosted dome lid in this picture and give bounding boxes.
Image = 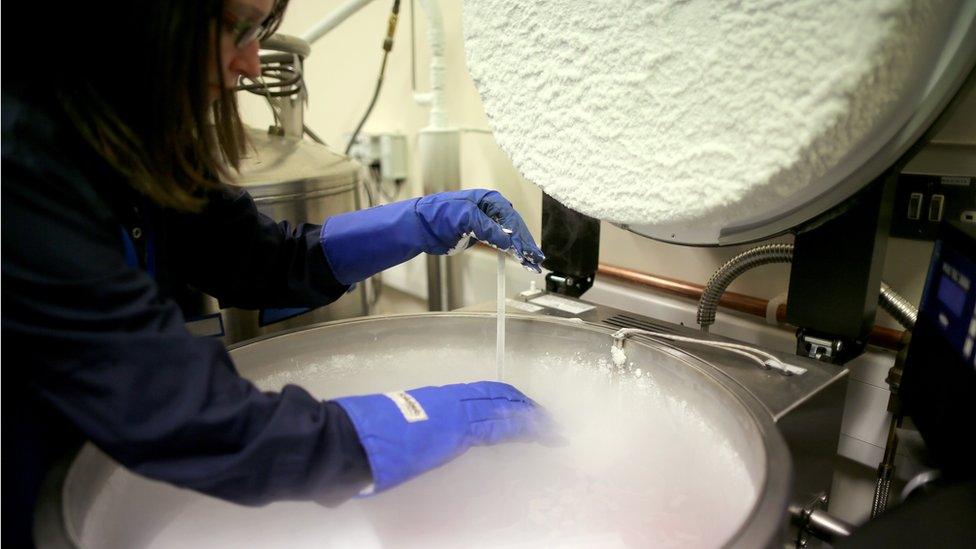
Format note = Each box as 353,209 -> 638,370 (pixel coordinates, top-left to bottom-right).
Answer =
462,0 -> 976,245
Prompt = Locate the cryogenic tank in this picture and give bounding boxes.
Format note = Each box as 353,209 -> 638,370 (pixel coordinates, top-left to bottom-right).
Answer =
180,34 -> 371,344
186,128 -> 369,344
39,314 -> 809,548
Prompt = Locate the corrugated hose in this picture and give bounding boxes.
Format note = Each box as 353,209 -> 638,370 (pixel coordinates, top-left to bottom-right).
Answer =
696,244 -> 917,332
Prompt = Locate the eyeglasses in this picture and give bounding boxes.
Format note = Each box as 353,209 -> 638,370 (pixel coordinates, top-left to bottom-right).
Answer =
223,12 -> 272,48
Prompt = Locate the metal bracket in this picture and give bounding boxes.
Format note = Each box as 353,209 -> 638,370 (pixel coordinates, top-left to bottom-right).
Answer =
791,492 -> 828,548
801,334 -> 841,360
790,492 -> 854,547
545,272 -> 594,297
796,328 -> 865,364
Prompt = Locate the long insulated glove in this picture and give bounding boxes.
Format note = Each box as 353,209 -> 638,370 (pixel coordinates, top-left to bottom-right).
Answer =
333,381 -> 551,493
320,189 -> 544,284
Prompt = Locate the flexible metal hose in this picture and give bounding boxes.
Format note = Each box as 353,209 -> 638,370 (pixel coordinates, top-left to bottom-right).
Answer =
871,411 -> 899,518
697,244 -> 918,332
871,475 -> 892,518
879,282 -> 918,329
697,244 -> 794,332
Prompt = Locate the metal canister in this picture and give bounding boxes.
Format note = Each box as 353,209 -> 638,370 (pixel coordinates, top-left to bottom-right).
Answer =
186,128 -> 368,344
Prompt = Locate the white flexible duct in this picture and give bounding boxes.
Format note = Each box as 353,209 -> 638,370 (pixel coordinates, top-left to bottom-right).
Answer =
413,1 -> 460,310
415,0 -> 448,129
301,0 -> 378,45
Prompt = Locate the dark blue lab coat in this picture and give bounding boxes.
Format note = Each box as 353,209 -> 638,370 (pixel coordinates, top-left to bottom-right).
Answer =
2,90 -> 371,546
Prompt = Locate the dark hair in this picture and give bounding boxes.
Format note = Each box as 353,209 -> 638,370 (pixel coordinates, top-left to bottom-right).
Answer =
30,0 -> 288,211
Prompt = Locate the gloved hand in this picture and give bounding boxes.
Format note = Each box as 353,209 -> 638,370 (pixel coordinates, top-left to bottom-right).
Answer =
334,381 -> 552,493
321,189 -> 545,285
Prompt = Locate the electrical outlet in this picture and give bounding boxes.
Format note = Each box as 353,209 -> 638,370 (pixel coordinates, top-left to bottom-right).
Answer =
890,173 -> 976,240
347,133 -> 408,182
379,134 -> 408,181
347,134 -> 381,166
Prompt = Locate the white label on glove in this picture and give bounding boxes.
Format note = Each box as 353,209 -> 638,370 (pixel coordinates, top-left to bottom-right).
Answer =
384,391 -> 429,422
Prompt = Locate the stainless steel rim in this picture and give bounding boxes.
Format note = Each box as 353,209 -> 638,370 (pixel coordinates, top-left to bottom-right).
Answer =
50,313 -> 792,548
228,312 -> 794,547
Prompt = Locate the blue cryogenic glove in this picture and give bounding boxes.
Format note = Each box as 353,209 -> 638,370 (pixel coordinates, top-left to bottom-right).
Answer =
321,189 -> 545,284
333,381 -> 551,493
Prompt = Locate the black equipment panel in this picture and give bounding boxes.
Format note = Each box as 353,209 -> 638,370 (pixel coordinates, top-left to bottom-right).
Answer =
540,193 -> 601,298
901,221 -> 976,479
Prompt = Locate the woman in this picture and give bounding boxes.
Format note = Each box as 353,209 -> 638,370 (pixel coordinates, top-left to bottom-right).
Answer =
1,0 -> 550,544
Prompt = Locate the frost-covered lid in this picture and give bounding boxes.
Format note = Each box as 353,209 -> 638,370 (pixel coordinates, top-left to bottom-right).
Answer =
462,0 -> 976,245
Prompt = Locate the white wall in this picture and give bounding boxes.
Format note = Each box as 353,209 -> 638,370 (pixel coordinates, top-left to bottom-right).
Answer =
239,0 -> 935,326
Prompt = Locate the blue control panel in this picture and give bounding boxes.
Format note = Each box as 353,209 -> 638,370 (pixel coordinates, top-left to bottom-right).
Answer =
902,221 -> 976,478
929,245 -> 976,369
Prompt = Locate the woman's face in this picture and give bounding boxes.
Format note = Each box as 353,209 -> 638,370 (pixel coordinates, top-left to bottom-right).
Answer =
211,0 -> 274,103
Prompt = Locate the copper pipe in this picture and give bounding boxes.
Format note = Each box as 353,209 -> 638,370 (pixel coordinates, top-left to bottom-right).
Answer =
598,263 -> 904,351
867,326 -> 904,351
598,264 -> 770,318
